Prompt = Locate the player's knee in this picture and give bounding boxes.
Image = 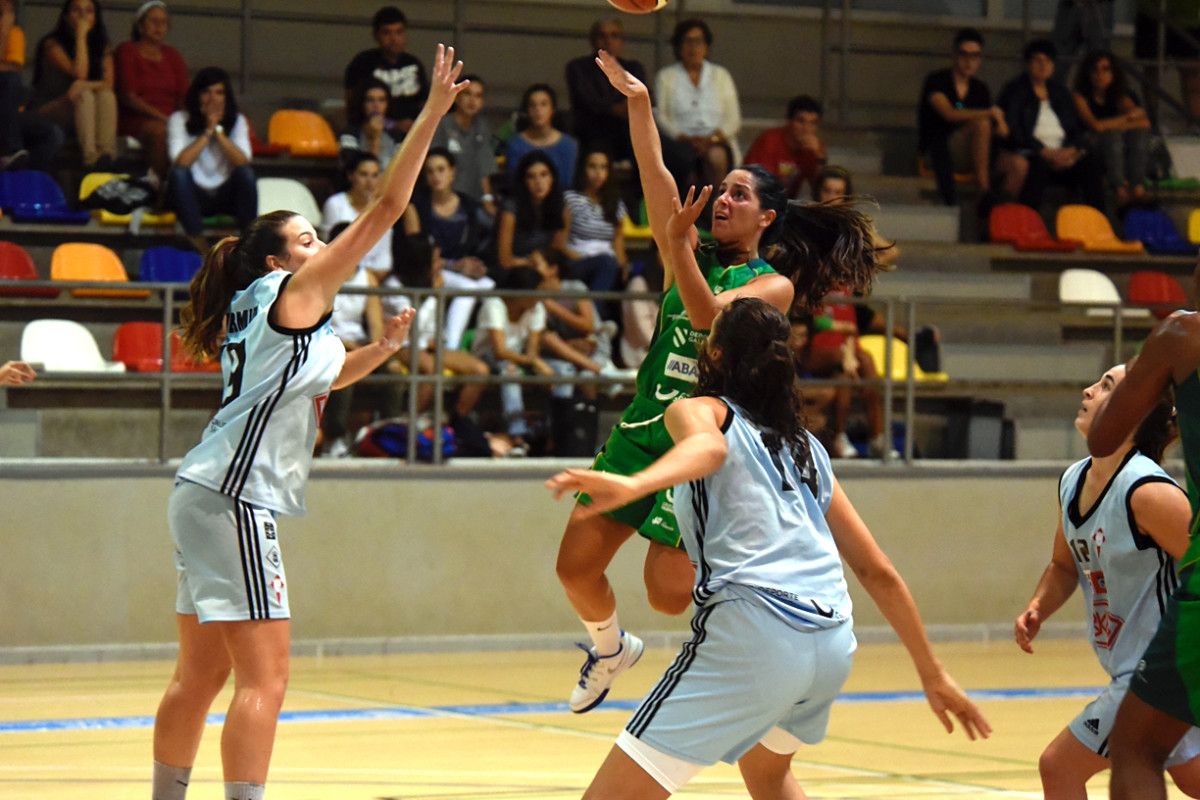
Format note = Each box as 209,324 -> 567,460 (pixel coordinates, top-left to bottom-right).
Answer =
1036,748 -> 1069,788
556,540 -> 599,589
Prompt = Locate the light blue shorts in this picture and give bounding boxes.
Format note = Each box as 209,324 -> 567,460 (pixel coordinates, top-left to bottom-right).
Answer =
1069,671 -> 1200,767
623,596 -> 856,767
168,480 -> 290,623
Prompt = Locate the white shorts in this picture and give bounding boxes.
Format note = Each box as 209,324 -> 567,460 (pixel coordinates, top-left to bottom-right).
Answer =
168,480 -> 290,623
619,596 -> 856,789
1069,672 -> 1200,768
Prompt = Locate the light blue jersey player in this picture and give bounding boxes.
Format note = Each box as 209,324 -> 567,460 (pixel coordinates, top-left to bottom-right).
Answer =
549,297 -> 990,798
1016,364 -> 1200,796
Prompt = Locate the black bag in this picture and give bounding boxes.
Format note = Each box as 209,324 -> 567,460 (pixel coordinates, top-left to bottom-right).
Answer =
81,175 -> 156,215
551,398 -> 599,457
1146,132 -> 1174,183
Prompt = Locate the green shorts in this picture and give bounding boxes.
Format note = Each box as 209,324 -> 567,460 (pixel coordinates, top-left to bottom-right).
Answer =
1130,562 -> 1200,725
581,393 -> 683,548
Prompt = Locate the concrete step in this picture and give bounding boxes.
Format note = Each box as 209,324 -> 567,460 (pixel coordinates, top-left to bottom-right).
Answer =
942,342 -> 1109,383
886,241 -> 1004,275
867,203 -> 960,244
873,270 -> 1030,302
1166,136 -> 1200,180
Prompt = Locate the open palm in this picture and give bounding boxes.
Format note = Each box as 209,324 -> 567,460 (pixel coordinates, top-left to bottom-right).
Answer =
595,49 -> 649,100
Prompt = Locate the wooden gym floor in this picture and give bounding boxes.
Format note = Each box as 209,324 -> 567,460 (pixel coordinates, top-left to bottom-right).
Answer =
0,638 -> 1185,799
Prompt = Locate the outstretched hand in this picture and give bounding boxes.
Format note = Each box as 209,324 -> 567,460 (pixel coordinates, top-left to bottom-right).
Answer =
425,44 -> 469,119
595,49 -> 649,100
667,185 -> 712,241
921,671 -> 992,741
379,307 -> 417,353
1013,607 -> 1041,654
545,468 -> 641,515
0,361 -> 35,386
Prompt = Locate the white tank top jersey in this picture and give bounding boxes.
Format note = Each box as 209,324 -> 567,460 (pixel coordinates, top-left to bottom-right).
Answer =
1059,450 -> 1183,677
176,271 -> 346,516
675,400 -> 852,631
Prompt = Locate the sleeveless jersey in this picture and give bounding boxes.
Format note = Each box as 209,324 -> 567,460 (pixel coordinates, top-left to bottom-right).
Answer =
634,250 -> 774,407
675,400 -> 851,631
1173,356 -> 1200,587
1059,450 -> 1183,677
176,271 -> 346,516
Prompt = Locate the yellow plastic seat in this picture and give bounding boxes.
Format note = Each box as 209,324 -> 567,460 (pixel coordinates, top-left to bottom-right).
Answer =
1055,205 -> 1145,254
78,172 -> 176,227
857,335 -> 949,384
50,242 -> 150,299
621,214 -> 653,241
267,110 -> 339,158
1188,209 -> 1200,244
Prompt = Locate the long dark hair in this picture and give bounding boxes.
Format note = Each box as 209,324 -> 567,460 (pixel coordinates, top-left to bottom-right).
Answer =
1134,390 -> 1177,464
1073,49 -> 1130,108
180,210 -> 294,360
517,83 -> 560,132
514,150 -> 565,235
772,200 -> 890,312
575,146 -> 621,226
347,77 -> 391,128
696,297 -> 810,466
183,67 -> 239,137
34,0 -> 109,84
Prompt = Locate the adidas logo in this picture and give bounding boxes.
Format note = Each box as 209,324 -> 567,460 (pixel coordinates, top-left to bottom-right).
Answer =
673,328 -> 687,348
1084,718 -> 1100,735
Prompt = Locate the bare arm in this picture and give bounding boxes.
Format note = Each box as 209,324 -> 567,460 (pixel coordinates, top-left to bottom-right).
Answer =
543,296 -> 595,334
364,272 -> 385,343
1014,518 -> 1078,653
928,92 -> 992,125
496,210 -> 534,269
330,308 -> 414,390
1131,481 -> 1194,560
0,361 -> 36,386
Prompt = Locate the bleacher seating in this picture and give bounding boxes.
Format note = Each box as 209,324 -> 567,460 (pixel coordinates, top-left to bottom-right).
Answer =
0,171 -> 90,224
20,319 -> 127,372
111,322 -> 221,373
1122,208 -> 1195,255
0,242 -> 58,298
256,177 -> 322,226
989,203 -> 1077,252
1127,270 -> 1189,319
78,172 -> 177,228
268,110 -> 339,158
1056,205 -> 1145,254
1059,268 -> 1151,319
139,246 -> 202,284
50,243 -> 151,299
857,335 -> 949,383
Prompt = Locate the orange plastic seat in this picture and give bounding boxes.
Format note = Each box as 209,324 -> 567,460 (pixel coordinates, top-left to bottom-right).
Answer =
989,203 -> 1078,252
0,241 -> 58,297
1056,205 -> 1145,254
268,110 -> 339,158
249,118 -> 287,157
50,242 -> 150,299
170,330 -> 221,372
1128,270 -> 1189,319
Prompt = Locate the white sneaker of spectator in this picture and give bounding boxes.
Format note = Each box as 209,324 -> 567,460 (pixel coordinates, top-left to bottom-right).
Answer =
598,359 -> 638,398
833,432 -> 858,459
869,433 -> 900,460
569,630 -> 644,713
323,438 -> 351,459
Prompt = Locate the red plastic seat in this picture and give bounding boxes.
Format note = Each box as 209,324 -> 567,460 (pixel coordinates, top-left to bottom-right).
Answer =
1127,270 -> 1189,319
248,119 -> 287,158
0,241 -> 58,297
170,331 -> 221,372
989,203 -> 1078,252
112,322 -> 165,372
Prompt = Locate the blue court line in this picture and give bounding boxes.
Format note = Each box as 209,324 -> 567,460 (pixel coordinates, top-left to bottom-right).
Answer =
0,686 -> 1103,735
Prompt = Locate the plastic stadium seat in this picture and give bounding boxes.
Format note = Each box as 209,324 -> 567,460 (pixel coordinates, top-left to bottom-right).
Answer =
1056,205 -> 1145,254
267,110 -> 339,158
0,170 -> 90,223
50,242 -> 151,299
857,335 -> 949,384
1188,208 -> 1200,244
112,321 -> 165,372
78,172 -> 176,227
989,203 -> 1078,252
170,330 -> 221,372
1122,208 -> 1196,255
1127,270 -> 1189,319
139,246 -> 202,284
0,241 -> 58,297
20,319 -> 126,372
621,214 -> 652,241
256,177 -> 322,226
248,118 -> 287,157
1059,268 -> 1150,319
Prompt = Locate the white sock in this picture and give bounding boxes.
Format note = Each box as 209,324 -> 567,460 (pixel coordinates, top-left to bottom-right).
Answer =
583,611 -> 622,656
225,782 -> 264,800
152,761 -> 191,800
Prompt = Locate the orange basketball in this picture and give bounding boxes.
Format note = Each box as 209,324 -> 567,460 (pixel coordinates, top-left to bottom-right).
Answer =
605,0 -> 668,13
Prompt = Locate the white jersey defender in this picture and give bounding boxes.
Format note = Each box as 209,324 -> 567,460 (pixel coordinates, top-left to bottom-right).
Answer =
177,270 -> 345,516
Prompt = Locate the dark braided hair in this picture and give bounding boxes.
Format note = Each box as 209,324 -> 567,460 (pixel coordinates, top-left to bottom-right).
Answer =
1133,389 -> 1177,464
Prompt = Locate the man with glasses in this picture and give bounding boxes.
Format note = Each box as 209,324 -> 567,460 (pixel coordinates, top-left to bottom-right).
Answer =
917,27 -> 1007,206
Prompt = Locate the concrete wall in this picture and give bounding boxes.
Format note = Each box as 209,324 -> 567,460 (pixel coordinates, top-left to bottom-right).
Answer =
0,461 -> 1087,653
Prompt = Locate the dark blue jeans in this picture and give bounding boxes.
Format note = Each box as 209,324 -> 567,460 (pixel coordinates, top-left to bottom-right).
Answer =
0,72 -> 65,170
168,165 -> 257,235
571,253 -> 620,320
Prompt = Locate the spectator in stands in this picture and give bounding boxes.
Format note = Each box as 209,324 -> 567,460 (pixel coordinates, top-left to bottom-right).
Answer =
1052,0 -> 1113,76
996,39 -> 1104,211
431,73 -> 496,215
786,312 -> 837,449
620,241 -> 663,371
339,77 -> 398,171
0,0 -> 64,170
0,360 -> 36,385
917,28 -> 1007,207
343,6 -> 428,137
655,18 -> 741,188
504,83 -> 578,191
497,150 -> 567,271
321,152 -> 393,277
114,0 -> 187,182
563,147 -> 627,317
812,164 -> 853,203
471,266 -> 552,457
30,0 -> 117,168
535,247 -> 606,401
167,67 -> 256,252
1135,0 -> 1200,121
744,95 -> 827,200
565,17 -> 646,163
1072,49 -> 1151,207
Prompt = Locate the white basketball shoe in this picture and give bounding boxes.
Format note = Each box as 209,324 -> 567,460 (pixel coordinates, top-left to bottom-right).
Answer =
569,630 -> 644,713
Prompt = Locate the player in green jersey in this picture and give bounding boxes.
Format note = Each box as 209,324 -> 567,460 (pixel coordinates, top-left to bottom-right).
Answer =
554,49 -> 890,713
1088,307 -> 1200,800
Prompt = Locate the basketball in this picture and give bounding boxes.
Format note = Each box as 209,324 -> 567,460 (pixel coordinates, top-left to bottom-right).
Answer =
605,0 -> 668,13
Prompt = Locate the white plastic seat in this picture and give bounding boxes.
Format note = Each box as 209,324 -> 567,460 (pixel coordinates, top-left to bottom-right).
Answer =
256,177 -> 322,227
20,319 -> 127,372
1058,268 -> 1150,319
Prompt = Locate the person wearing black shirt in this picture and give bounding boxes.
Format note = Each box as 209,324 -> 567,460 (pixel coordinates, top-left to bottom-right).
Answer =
343,6 -> 428,137
917,28 -> 1008,206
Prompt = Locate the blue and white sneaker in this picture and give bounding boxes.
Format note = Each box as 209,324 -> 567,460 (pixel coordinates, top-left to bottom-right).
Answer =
569,630 -> 644,713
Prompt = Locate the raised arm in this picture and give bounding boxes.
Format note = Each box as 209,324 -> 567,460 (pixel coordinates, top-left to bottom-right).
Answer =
275,45 -> 467,328
1014,518 -> 1077,654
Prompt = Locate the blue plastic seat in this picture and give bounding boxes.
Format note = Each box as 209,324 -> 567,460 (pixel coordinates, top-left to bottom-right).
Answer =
0,170 -> 91,224
139,246 -> 202,283
1123,208 -> 1196,256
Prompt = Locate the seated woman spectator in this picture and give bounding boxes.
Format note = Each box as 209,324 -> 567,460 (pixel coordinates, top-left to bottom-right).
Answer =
0,0 -> 65,171
114,0 -> 187,182
339,77 -> 398,171
321,152 -> 394,276
654,18 -> 741,188
504,83 -> 578,193
812,164 -> 853,203
470,266 -> 552,457
167,67 -> 256,252
30,0 -> 117,168
1073,49 -> 1152,207
787,311 -> 838,450
995,39 -> 1104,210
563,147 -> 627,317
497,150 -> 567,272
